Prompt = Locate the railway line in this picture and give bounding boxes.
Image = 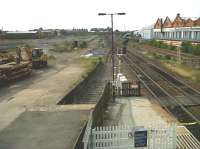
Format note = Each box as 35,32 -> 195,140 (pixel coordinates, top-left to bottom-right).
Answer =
122,49 -> 200,140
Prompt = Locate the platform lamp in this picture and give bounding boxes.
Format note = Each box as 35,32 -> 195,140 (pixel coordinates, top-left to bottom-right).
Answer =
98,12 -> 126,102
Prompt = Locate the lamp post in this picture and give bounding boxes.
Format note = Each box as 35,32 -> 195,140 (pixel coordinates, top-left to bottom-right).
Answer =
98,12 -> 126,102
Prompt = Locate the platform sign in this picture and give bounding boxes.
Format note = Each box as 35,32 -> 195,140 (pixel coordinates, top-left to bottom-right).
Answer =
134,129 -> 147,147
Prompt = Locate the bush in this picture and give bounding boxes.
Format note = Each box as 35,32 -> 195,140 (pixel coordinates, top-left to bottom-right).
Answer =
54,41 -> 72,52
169,44 -> 176,51
152,53 -> 162,59
148,40 -> 169,49
147,40 -> 200,56
71,41 -> 78,48
181,42 -> 200,56
48,55 -> 56,60
79,41 -> 88,48
181,41 -> 193,53
165,55 -> 171,60
192,44 -> 200,56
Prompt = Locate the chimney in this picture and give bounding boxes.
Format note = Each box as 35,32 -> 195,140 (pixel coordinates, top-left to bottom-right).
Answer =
177,13 -> 180,17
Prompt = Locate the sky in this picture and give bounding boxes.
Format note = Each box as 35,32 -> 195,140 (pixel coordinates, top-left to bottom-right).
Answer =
0,0 -> 200,31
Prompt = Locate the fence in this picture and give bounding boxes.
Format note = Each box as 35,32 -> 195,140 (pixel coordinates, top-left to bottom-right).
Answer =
87,123 -> 176,149
92,82 -> 112,126
80,82 -> 112,148
73,122 -> 87,149
115,81 -> 141,97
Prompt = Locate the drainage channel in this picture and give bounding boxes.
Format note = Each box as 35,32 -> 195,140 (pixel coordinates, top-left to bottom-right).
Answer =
57,62 -> 112,105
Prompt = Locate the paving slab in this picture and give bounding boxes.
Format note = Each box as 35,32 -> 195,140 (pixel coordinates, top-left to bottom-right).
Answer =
111,97 -> 176,126
0,110 -> 89,149
0,63 -> 86,132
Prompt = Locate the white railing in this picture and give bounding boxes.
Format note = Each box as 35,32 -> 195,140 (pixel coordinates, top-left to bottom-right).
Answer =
83,111 -> 93,149
85,123 -> 176,149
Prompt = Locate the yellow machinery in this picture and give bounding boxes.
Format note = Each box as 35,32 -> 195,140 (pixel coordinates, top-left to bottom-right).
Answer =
0,47 -> 32,86
0,45 -> 48,86
0,52 -> 15,64
24,46 -> 48,69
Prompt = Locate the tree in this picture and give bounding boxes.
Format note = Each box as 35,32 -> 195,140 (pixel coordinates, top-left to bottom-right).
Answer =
79,41 -> 88,48
39,27 -> 43,31
60,29 -> 67,36
106,27 -> 112,32
53,30 -> 58,36
90,28 -> 98,32
71,41 -> 78,48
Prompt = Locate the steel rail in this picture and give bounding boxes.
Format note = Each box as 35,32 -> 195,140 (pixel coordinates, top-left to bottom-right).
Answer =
123,52 -> 200,125
148,63 -> 200,105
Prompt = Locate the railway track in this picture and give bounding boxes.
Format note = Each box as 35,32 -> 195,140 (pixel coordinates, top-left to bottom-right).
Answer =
76,63 -> 111,104
123,50 -> 200,140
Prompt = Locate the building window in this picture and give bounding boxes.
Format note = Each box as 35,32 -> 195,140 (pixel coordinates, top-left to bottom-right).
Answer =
172,32 -> 175,39
183,32 -> 186,39
178,32 -> 181,39
197,32 -> 200,40
189,31 -> 192,40
194,31 -> 197,40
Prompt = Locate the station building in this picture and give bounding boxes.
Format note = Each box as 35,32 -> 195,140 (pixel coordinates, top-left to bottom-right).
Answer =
139,25 -> 154,40
153,13 -> 200,42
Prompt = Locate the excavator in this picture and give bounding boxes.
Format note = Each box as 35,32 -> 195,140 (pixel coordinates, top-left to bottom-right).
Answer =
23,46 -> 48,69
0,46 -> 48,86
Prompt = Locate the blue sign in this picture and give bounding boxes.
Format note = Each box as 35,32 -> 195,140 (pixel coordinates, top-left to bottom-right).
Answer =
134,130 -> 147,147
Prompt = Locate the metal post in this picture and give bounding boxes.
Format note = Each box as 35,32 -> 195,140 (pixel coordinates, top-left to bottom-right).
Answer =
177,47 -> 181,62
98,12 -> 125,102
111,14 -> 115,102
118,55 -> 121,74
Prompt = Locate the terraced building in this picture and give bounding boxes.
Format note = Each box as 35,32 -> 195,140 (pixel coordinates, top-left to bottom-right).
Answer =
154,13 -> 200,42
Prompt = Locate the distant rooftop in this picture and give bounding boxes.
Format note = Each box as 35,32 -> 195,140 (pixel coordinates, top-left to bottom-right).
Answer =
6,31 -> 37,34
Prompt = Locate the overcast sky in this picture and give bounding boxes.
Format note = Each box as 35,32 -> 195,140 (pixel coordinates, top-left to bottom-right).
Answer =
0,0 -> 200,31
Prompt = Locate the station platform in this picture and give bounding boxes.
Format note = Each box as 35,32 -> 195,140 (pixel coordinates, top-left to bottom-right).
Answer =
0,104 -> 94,149
104,96 -> 200,149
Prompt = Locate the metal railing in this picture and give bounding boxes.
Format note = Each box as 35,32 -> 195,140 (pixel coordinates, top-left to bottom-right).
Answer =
115,81 -> 141,97
88,123 -> 177,149
92,82 -> 112,127
81,82 -> 112,149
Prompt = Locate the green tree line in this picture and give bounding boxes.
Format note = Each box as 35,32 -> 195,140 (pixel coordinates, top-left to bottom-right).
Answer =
146,40 -> 200,56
